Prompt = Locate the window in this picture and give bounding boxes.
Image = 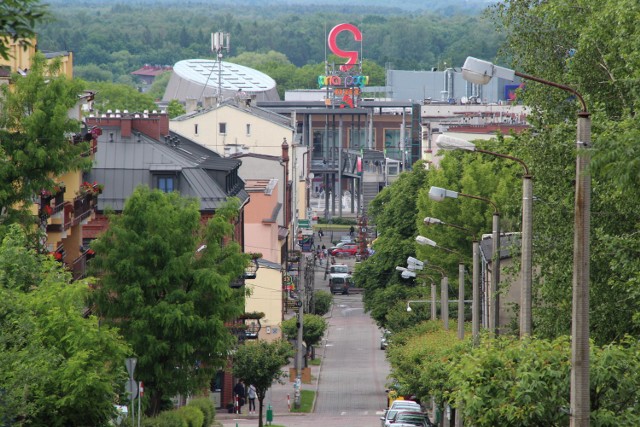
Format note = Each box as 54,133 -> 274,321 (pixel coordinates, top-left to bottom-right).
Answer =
157,176 -> 175,193
348,128 -> 368,149
219,122 -> 227,135
246,124 -> 251,135
194,124 -> 199,135
384,129 -> 403,160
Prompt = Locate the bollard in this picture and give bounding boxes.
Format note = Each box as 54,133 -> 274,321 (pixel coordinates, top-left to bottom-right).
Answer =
266,404 -> 273,425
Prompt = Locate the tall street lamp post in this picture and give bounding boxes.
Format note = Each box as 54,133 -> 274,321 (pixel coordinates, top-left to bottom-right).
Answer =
416,236 -> 466,340
399,263 -> 449,329
429,186 -> 501,335
407,257 -> 438,321
461,56 -> 591,427
435,134 -> 533,338
424,217 -> 480,344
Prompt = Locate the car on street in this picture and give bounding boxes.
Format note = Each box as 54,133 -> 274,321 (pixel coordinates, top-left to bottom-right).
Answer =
390,411 -> 434,427
330,243 -> 358,257
328,264 -> 349,277
328,241 -> 350,252
329,273 -> 353,294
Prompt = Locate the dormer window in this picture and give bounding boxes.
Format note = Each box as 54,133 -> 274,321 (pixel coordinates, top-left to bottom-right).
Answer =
157,176 -> 176,193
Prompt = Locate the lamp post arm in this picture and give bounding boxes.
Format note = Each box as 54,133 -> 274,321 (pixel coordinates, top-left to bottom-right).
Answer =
459,192 -> 499,214
515,70 -> 587,113
475,148 -> 531,176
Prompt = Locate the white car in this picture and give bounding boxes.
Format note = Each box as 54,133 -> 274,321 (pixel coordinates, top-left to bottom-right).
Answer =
388,400 -> 421,412
380,408 -> 400,427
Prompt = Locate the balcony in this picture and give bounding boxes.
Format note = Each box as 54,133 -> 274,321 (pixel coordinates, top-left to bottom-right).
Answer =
69,249 -> 95,281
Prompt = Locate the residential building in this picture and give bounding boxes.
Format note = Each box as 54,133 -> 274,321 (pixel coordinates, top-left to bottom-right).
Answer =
170,97 -> 294,160
131,64 -> 172,91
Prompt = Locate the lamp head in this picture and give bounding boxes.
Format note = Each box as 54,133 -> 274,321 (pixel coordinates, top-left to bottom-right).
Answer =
462,56 -> 516,85
435,134 -> 477,152
424,217 -> 443,225
429,186 -> 458,202
401,270 -> 416,279
407,256 -> 424,268
406,302 -> 412,312
416,236 -> 437,247
395,266 -> 408,272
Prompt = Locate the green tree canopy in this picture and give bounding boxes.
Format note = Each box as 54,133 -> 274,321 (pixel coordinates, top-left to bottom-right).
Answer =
88,187 -> 249,415
281,313 -> 328,352
231,340 -> 294,427
0,0 -> 47,60
0,225 -> 130,426
0,53 -> 92,240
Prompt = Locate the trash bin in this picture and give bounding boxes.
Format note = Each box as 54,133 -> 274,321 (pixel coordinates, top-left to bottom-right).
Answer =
266,404 -> 273,424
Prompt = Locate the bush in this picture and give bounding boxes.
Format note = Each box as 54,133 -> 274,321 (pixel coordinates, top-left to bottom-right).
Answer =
176,405 -> 204,427
187,398 -> 215,427
147,410 -> 187,427
317,217 -> 357,225
313,290 -> 333,316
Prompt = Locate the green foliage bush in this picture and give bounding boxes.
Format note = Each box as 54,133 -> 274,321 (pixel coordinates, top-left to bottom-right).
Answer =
317,217 -> 357,225
187,398 -> 215,427
176,405 -> 204,427
146,410 -> 188,427
313,290 -> 333,316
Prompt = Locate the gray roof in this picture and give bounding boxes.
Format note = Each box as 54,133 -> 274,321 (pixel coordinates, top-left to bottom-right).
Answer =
90,129 -> 247,212
479,232 -> 520,262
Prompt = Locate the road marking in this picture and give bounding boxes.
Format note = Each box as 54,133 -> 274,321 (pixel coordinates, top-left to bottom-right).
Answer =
340,411 -> 347,416
326,344 -> 334,347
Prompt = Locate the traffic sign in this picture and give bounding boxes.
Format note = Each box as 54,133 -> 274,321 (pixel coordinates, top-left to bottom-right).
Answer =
125,358 -> 137,378
125,378 -> 139,400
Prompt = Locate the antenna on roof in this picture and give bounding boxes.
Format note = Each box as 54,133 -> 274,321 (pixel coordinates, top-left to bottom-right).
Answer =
211,31 -> 230,106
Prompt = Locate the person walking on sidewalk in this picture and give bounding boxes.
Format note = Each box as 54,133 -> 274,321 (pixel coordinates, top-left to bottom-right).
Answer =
234,379 -> 246,414
247,383 -> 257,414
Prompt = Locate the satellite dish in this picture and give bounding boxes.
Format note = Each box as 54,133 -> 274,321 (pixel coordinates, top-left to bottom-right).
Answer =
461,96 -> 468,104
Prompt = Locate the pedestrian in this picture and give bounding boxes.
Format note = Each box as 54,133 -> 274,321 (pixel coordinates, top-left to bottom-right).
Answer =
233,379 -> 246,414
318,228 -> 324,241
248,383 -> 257,414
349,225 -> 355,237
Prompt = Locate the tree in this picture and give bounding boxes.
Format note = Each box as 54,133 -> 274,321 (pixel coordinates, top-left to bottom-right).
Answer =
81,80 -> 157,114
231,340 -> 294,427
312,290 -> 332,316
0,225 -> 130,426
88,187 -> 249,415
353,160 -> 430,328
281,313 -> 327,359
0,53 -> 92,241
167,99 -> 186,119
0,0 -> 47,60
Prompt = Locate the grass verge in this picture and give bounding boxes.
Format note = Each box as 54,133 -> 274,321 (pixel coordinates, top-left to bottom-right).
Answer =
290,390 -> 315,413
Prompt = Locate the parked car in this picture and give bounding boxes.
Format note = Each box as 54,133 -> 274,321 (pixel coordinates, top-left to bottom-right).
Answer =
391,411 -> 434,426
380,329 -> 391,350
329,264 -> 349,277
380,409 -> 400,427
328,241 -> 350,252
388,400 -> 421,412
330,243 -> 358,257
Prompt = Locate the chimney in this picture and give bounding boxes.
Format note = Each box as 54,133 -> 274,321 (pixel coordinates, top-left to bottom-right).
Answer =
121,116 -> 132,138
203,96 -> 216,108
185,98 -> 197,113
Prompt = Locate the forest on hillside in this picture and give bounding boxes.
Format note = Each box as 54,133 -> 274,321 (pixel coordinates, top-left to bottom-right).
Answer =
36,0 -> 504,88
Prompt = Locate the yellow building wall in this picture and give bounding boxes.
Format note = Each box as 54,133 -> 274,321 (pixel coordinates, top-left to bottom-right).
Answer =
170,105 -> 293,160
245,267 -> 284,342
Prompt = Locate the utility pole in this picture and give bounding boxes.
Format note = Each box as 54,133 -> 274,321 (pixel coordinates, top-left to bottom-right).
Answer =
294,257 -> 304,409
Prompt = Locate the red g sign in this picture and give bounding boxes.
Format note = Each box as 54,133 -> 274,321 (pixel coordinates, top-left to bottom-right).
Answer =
328,23 -> 362,72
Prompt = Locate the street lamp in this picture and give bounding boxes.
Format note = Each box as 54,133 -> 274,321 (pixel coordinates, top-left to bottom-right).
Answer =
406,257 -> 437,321
416,236 -> 466,340
429,186 -> 501,335
462,56 -> 590,427
424,217 -> 481,344
435,134 -> 533,338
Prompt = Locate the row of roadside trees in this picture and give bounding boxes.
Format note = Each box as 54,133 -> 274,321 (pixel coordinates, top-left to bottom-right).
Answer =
354,0 -> 640,425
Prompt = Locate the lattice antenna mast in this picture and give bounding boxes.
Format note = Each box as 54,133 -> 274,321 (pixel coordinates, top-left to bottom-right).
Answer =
211,32 -> 230,104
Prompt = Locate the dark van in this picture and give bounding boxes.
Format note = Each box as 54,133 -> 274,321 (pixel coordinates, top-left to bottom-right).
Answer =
330,274 -> 352,295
